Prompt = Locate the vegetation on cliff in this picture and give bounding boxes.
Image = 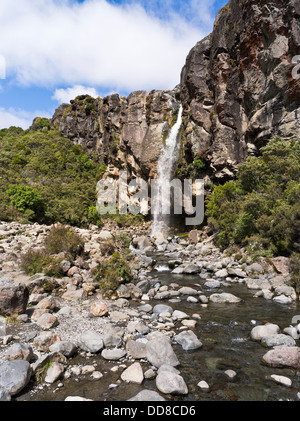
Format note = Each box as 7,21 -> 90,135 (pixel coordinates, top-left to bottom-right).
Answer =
0,126 -> 106,227
206,137 -> 300,261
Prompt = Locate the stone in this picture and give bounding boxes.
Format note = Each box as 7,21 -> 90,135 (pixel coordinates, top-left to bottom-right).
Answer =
157,364 -> 180,375
172,310 -> 189,320
156,372 -> 188,395
283,326 -> 300,340
146,337 -> 179,368
0,387 -> 11,401
261,334 -> 296,349
89,301 -> 109,317
33,332 -> 61,352
0,279 -> 29,316
273,294 -> 293,305
270,375 -> 292,387
49,341 -> 77,358
121,362 -> 144,385
138,304 -> 152,313
197,380 -> 210,390
144,369 -> 156,380
182,264 -> 201,274
209,293 -> 241,304
37,296 -> 56,310
36,313 -> 59,330
62,289 -> 87,300
178,287 -> 198,296
262,347 -> 300,369
81,365 -> 96,375
224,369 -> 237,379
181,319 -> 197,329
215,269 -> 228,278
91,371 -> 103,380
103,333 -> 123,349
250,324 -> 280,341
204,280 -> 221,289
153,304 -> 173,314
128,390 -> 166,401
109,311 -> 130,322
65,396 -> 93,401
5,343 -> 33,362
126,340 -> 147,359
175,330 -> 202,351
0,360 -> 32,396
78,331 -> 104,354
45,362 -> 65,384
31,352 -> 67,374
99,230 -> 113,240
101,348 -> 127,361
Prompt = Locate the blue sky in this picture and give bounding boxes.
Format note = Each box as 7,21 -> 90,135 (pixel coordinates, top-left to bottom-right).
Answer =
0,0 -> 227,129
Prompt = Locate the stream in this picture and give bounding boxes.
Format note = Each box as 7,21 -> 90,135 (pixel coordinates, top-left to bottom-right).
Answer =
16,252 -> 300,402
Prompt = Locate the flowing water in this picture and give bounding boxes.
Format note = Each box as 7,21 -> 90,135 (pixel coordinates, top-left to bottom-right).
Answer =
151,105 -> 183,236
20,252 -> 300,402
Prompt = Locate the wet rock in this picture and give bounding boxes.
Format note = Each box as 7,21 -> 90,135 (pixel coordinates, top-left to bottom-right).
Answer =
215,269 -> 228,278
121,362 -> 144,384
283,326 -> 300,340
0,387 -> 11,401
65,396 -> 93,401
101,348 -> 127,361
153,304 -> 173,314
178,287 -> 198,296
270,375 -> 292,387
273,294 -> 293,304
175,330 -> 202,351
197,380 -> 210,391
0,360 -> 32,396
204,280 -> 221,289
261,334 -> 296,349
172,310 -> 189,320
209,293 -> 241,304
156,372 -> 188,395
126,340 -> 147,359
128,390 -> 166,401
262,347 -> 300,369
146,337 -> 179,368
45,362 -> 65,384
250,323 -> 280,341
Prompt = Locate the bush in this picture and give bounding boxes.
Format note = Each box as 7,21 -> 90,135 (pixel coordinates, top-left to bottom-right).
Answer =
44,224 -> 84,259
6,184 -> 45,221
290,253 -> 300,295
20,249 -> 64,278
206,137 -> 300,256
0,127 -> 106,226
94,252 -> 131,293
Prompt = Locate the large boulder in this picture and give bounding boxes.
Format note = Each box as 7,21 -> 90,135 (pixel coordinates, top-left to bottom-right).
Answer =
146,336 -> 179,368
0,278 -> 29,316
262,347 -> 300,369
156,372 -> 188,395
0,360 -> 32,396
250,323 -> 280,341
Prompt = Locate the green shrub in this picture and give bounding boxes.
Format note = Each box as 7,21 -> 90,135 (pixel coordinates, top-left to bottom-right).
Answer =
20,248 -> 64,278
206,137 -> 300,257
94,252 -> 131,293
44,224 -> 84,258
290,253 -> 300,295
6,184 -> 44,221
0,127 -> 106,227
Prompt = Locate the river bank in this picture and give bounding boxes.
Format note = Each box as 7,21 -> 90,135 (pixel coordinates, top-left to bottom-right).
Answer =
0,221 -> 299,402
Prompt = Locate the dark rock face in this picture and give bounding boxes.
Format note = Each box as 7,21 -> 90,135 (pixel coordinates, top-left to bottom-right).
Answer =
0,278 -> 29,316
49,0 -> 300,182
180,0 -> 300,180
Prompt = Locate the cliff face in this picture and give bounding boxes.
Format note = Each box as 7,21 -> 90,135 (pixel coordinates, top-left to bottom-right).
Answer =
50,0 -> 300,182
180,0 -> 300,179
51,89 -> 180,183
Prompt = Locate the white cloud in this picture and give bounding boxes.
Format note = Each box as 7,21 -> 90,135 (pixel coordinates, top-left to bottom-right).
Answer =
52,85 -> 100,103
0,107 -> 51,130
0,0 -> 215,94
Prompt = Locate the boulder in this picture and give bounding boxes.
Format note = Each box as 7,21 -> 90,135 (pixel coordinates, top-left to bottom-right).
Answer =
250,323 -> 280,341
146,336 -> 179,368
0,360 -> 32,396
5,343 -> 33,362
262,347 -> 300,368
78,331 -> 104,354
209,293 -> 241,304
156,372 -> 188,395
0,278 -> 29,316
175,330 -> 203,351
121,362 -> 144,384
128,390 -> 166,401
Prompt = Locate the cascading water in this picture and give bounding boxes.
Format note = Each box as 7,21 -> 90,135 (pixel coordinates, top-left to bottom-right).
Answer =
151,105 -> 183,236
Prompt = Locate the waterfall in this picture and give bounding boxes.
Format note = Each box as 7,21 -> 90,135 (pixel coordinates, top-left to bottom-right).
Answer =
151,105 -> 183,236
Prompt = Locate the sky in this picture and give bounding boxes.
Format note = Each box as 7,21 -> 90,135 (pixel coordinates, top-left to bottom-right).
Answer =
0,0 -> 228,129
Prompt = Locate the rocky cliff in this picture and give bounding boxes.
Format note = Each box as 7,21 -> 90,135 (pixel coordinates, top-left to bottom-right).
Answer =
49,0 -> 300,183
180,0 -> 300,180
